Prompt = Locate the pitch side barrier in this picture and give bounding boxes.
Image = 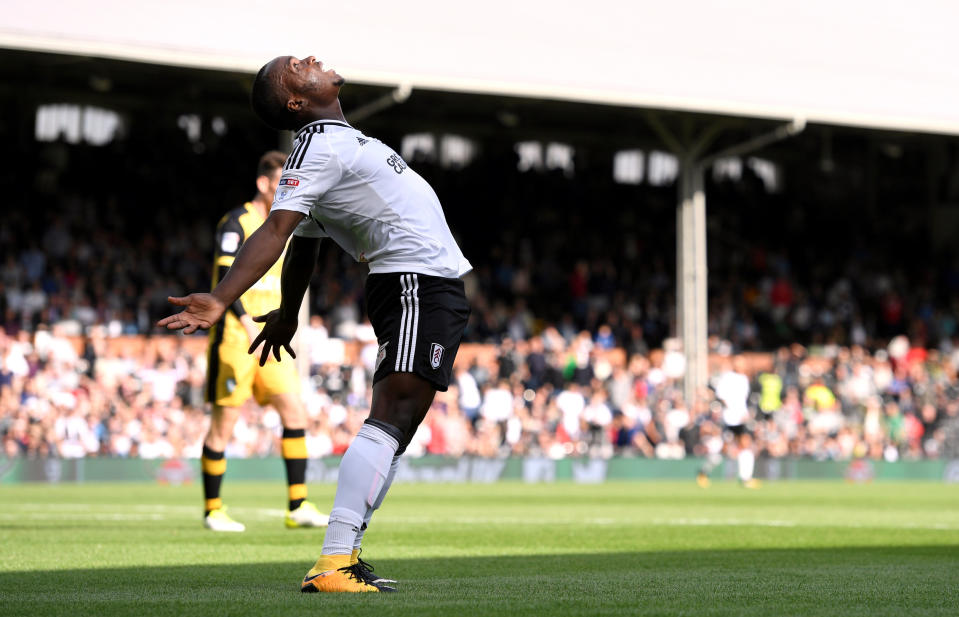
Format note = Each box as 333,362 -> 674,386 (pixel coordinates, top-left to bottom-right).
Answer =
1,456 -> 957,484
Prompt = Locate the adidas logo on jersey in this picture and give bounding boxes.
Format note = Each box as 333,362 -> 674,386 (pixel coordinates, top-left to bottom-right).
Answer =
357,137 -> 369,146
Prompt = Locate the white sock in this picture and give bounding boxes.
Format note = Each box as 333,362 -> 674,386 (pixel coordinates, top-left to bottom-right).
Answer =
322,423 -> 399,555
354,454 -> 401,551
738,449 -> 755,482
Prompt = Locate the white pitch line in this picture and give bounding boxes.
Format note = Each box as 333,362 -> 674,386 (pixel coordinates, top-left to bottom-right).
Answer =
0,506 -> 295,523
652,518 -> 797,527
649,518 -> 959,530
376,515 -> 959,530
3,505 -> 957,530
5,503 -> 286,515
0,512 -> 168,521
8,503 -> 196,512
242,508 -> 287,517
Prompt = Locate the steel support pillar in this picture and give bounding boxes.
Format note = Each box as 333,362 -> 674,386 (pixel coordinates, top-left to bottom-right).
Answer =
658,116 -> 805,405
677,161 -> 708,406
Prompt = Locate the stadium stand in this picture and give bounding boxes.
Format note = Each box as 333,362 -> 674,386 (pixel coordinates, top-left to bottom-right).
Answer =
3,51 -> 959,465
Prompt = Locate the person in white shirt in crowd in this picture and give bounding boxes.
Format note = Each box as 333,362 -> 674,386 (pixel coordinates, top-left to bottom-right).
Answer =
556,383 -> 586,442
303,315 -> 329,371
456,366 -> 482,425
481,379 -> 513,427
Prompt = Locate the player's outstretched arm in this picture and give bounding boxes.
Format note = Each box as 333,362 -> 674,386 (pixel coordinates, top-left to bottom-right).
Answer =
249,235 -> 321,365
157,209 -> 305,334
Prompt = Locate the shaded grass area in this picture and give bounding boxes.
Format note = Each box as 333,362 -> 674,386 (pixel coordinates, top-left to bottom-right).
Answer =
0,481 -> 957,616
3,548 -> 958,617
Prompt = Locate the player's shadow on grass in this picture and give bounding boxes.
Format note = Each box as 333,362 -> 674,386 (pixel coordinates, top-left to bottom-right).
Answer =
4,546 -> 958,617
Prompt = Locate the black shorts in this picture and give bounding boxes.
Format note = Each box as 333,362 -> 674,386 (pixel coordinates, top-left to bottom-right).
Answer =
365,272 -> 470,392
726,423 -> 749,437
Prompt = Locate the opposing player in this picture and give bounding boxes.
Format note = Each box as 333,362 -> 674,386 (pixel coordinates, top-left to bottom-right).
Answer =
159,56 -> 471,593
201,151 -> 328,532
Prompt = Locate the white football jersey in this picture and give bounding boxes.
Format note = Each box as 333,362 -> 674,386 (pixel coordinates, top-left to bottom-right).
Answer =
271,120 -> 472,279
715,370 -> 750,426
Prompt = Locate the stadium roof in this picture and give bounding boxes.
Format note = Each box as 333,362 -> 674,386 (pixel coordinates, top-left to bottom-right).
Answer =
4,0 -> 959,136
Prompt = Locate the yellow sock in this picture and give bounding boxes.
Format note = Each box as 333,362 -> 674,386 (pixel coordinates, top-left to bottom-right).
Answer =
307,554 -> 351,577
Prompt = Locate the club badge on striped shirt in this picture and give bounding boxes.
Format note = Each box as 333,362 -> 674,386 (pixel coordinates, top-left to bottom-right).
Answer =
429,343 -> 445,369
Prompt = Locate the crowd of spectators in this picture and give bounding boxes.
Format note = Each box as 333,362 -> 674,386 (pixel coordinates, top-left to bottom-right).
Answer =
3,321 -> 958,462
4,102 -> 959,464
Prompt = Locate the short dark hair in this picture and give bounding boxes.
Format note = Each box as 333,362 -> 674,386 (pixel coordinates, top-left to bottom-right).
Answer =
250,62 -> 298,131
257,150 -> 288,178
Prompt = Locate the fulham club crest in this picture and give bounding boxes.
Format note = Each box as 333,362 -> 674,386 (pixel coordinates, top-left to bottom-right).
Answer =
375,341 -> 388,372
429,343 -> 445,369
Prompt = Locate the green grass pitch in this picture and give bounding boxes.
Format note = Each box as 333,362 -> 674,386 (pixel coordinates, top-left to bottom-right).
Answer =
1,480 -> 957,616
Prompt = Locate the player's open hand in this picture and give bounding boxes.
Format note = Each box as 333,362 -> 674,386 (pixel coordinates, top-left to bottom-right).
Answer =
156,294 -> 226,334
249,309 -> 298,366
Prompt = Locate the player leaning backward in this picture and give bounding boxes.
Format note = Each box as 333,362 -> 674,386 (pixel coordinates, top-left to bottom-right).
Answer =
159,55 -> 472,593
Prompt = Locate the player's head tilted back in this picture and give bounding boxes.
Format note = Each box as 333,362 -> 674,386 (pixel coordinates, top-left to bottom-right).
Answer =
251,56 -> 346,131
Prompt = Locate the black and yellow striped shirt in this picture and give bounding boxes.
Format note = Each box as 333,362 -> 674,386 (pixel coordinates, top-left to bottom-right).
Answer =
209,202 -> 285,348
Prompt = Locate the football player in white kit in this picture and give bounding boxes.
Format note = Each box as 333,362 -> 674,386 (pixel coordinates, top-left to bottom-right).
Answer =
159,55 -> 471,593
700,355 -> 759,488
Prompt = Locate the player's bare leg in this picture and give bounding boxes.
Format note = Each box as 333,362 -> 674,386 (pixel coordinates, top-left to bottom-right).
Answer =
737,433 -> 759,488
270,392 -> 328,528
301,373 -> 435,593
202,406 -> 245,531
